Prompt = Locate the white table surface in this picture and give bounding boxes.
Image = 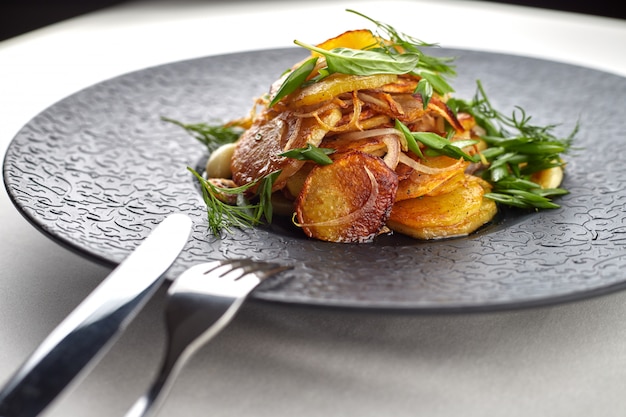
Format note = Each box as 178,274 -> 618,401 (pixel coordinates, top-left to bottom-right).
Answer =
1,1 -> 625,416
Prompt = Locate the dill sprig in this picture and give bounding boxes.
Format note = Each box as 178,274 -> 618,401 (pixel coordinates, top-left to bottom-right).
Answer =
164,116 -> 279,234
188,168 -> 280,235
162,116 -> 243,152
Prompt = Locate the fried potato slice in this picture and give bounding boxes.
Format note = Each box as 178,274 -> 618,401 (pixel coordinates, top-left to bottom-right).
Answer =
315,29 -> 381,52
295,151 -> 398,243
456,112 -> 477,131
424,172 -> 466,197
231,108 -> 342,192
379,75 -> 420,93
290,73 -> 397,107
395,155 -> 469,201
321,134 -> 387,157
387,175 -> 497,239
358,114 -> 392,130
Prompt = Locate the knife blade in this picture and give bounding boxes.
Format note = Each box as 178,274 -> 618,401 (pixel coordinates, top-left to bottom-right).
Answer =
0,213 -> 193,417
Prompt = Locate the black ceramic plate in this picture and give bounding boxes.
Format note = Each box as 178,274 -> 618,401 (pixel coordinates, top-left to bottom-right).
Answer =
4,47 -> 626,311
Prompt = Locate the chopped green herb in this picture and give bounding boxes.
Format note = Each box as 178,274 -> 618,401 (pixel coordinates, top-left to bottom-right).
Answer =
415,78 -> 433,108
269,56 -> 318,107
395,120 -> 477,162
448,80 -> 577,209
273,10 -> 458,108
346,9 -> 457,98
279,143 -> 335,165
411,131 -> 478,162
395,119 -> 424,158
294,41 -> 420,76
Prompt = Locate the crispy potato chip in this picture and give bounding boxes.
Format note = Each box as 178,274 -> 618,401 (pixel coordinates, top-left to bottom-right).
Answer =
295,151 -> 398,243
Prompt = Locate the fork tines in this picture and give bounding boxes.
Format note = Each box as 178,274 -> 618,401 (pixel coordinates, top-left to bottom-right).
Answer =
204,259 -> 292,281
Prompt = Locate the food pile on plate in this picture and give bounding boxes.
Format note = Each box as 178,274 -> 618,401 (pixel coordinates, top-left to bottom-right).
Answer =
188,11 -> 572,243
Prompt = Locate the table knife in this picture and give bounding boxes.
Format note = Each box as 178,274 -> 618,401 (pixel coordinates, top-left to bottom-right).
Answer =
0,213 -> 193,417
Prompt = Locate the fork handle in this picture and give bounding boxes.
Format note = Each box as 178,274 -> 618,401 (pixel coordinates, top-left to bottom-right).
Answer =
123,297 -> 244,417
124,356 -> 180,417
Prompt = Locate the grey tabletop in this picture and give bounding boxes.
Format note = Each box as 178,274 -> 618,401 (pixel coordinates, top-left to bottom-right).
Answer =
1,1 -> 626,416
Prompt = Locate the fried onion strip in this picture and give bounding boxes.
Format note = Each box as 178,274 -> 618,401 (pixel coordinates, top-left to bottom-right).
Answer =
398,153 -> 466,175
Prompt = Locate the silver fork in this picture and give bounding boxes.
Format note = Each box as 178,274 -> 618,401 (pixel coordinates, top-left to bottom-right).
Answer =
124,259 -> 292,417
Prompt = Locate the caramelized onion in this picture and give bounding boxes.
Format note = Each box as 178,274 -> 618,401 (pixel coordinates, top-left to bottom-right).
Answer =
333,128 -> 402,169
358,91 -> 404,118
358,91 -> 389,109
323,91 -> 364,132
292,97 -> 348,118
382,135 -> 400,170
335,127 -> 402,141
282,116 -> 303,150
426,97 -> 464,132
398,153 -> 465,174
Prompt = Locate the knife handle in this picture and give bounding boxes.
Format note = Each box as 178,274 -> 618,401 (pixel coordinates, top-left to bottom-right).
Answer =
0,297 -> 145,416
0,213 -> 192,417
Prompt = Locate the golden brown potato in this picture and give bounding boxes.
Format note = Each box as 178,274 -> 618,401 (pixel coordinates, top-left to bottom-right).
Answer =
231,108 -> 341,192
314,29 -> 381,52
206,178 -> 238,205
357,114 -> 392,130
456,112 -> 476,131
295,151 -> 398,243
290,73 -> 397,107
379,75 -> 420,94
321,134 -> 387,157
387,175 -> 497,239
395,155 -> 469,201
424,172 -> 466,197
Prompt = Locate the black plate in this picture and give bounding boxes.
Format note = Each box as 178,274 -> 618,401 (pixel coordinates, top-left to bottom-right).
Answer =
4,47 -> 626,311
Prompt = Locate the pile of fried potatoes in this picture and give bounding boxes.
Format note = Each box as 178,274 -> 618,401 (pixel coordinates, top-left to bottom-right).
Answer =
208,30 -> 559,243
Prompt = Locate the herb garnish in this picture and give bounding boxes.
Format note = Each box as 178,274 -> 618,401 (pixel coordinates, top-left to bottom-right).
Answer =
395,119 -> 478,162
162,117 -> 243,152
270,10 -> 457,109
269,56 -> 318,107
345,9 -> 456,99
164,117 -> 278,232
189,168 -> 280,235
448,80 -> 577,209
412,131 -> 478,162
294,41 -> 421,76
170,11 -> 576,235
279,143 -> 335,165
